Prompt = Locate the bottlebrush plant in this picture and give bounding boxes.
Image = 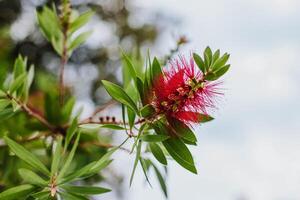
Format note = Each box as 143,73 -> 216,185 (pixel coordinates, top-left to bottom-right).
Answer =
0,1 -> 230,200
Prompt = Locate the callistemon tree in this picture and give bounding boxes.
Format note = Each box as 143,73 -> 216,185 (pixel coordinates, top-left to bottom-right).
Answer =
0,1 -> 230,200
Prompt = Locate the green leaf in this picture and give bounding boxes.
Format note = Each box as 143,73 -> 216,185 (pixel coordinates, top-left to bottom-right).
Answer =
13,55 -> 27,79
69,31 -> 92,51
59,192 -> 89,200
69,10 -> 94,34
139,157 -> 152,186
163,138 -> 197,173
57,132 -> 81,181
135,77 -> 145,104
18,168 -> 48,186
60,148 -> 117,184
64,117 -> 78,149
149,143 -> 167,165
212,49 -> 220,64
153,123 -> 197,173
151,57 -> 163,82
127,106 -> 136,130
129,140 -> 142,186
4,137 -> 50,176
62,185 -> 111,195
122,52 -> 137,82
31,190 -> 50,199
0,89 -> 6,98
36,6 -> 62,42
0,184 -> 35,200
9,73 -> 26,94
62,97 -> 75,122
212,53 -> 230,71
70,11 -> 93,30
140,104 -> 155,118
0,99 -> 11,111
168,117 -> 197,143
152,164 -> 168,198
214,64 -> 230,79
204,46 -> 213,70
51,137 -> 63,175
102,80 -> 138,113
140,135 -> 169,142
193,53 -> 206,73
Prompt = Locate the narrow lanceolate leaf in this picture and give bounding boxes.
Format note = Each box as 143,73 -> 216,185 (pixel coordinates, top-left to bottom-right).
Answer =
122,52 -> 137,81
204,46 -> 213,69
64,117 -> 78,149
0,184 -> 35,200
130,140 -> 142,186
163,138 -> 197,174
57,132 -> 81,181
68,31 -> 92,50
139,157 -> 152,187
69,10 -> 94,33
212,53 -> 230,70
18,168 -> 48,186
149,143 -> 168,165
152,164 -> 168,198
168,118 -> 197,143
102,80 -> 138,113
60,148 -> 117,184
193,53 -> 205,73
31,190 -> 50,199
214,64 -> 230,79
127,106 -> 136,130
51,137 -> 63,175
9,73 -> 26,94
151,57 -> 163,82
0,99 -> 11,111
59,192 -> 89,200
4,137 -> 50,176
140,135 -> 169,142
62,185 -> 111,195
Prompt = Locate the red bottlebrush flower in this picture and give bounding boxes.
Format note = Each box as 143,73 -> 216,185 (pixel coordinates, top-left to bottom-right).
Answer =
152,55 -> 222,124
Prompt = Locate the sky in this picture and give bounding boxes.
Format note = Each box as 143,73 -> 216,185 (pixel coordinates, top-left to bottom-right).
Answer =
112,0 -> 300,200
10,0 -> 300,199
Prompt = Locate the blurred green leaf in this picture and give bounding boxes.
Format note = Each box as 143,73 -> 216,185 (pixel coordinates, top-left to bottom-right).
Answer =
0,184 -> 35,200
4,136 -> 50,176
152,164 -> 168,198
51,137 -> 63,175
140,104 -> 155,118
57,132 -> 81,181
69,10 -> 94,33
18,168 -> 48,186
68,31 -> 92,51
130,140 -> 142,186
62,185 -> 111,195
102,80 -> 138,113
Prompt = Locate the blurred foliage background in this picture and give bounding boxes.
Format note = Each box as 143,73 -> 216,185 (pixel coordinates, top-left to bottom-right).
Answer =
0,0 -> 168,195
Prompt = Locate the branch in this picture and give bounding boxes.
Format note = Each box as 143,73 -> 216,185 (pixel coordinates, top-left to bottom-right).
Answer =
6,93 -> 58,133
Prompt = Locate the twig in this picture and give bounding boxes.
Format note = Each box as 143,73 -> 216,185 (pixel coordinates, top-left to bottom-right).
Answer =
59,0 -> 71,105
6,93 -> 57,133
80,99 -> 116,124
